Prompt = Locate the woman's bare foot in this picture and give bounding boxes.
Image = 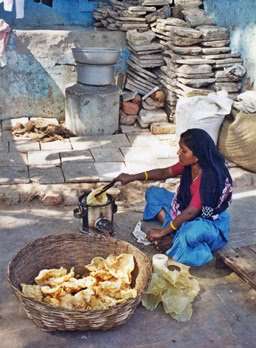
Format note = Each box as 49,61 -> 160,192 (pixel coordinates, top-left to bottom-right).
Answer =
154,236 -> 173,253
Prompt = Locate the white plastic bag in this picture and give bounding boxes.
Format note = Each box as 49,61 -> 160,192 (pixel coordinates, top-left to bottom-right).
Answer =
175,90 -> 233,144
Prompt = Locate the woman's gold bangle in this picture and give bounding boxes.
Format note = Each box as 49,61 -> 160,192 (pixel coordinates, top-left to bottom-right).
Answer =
144,171 -> 148,181
170,221 -> 177,231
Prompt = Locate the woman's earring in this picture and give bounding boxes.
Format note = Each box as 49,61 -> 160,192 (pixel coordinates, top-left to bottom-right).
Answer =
195,158 -> 198,163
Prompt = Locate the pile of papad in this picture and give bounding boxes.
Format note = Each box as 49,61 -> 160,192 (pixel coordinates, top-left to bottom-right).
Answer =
21,253 -> 137,311
142,261 -> 200,322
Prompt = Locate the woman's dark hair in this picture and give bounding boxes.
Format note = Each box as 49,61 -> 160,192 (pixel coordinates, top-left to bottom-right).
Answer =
180,129 -> 194,152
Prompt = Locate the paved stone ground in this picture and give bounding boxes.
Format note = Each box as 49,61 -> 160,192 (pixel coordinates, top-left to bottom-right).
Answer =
1,118 -> 256,206
1,118 -> 256,347
1,194 -> 256,348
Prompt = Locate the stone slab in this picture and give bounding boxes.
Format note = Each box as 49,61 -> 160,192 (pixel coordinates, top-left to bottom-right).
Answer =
127,60 -> 158,79
2,117 -> 30,131
157,157 -> 178,168
202,47 -> 231,55
40,139 -> 72,151
139,108 -> 168,124
170,44 -> 202,55
120,125 -> 150,134
29,165 -> 65,184
177,64 -> 212,74
9,139 -> 40,152
90,148 -> 124,162
182,8 -> 215,27
60,150 -> 94,163
94,162 -> 127,181
197,25 -> 229,41
99,134 -> 130,148
127,134 -> 161,147
62,162 -> 99,183
170,35 -> 203,47
0,166 -> 29,184
201,39 -> 230,47
126,29 -> 156,46
69,136 -> 102,151
1,131 -> 20,141
0,152 -> 27,166
0,141 -> 8,153
27,151 -> 60,165
125,159 -> 159,173
121,146 -> 156,161
177,77 -> 216,87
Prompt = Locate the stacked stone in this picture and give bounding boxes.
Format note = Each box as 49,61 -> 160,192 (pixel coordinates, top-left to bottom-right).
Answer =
120,91 -> 142,126
138,90 -> 168,128
125,29 -> 164,95
150,7 -> 245,119
93,1 -> 153,31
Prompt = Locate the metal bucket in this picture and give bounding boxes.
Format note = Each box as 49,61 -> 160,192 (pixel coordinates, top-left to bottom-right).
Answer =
77,63 -> 115,86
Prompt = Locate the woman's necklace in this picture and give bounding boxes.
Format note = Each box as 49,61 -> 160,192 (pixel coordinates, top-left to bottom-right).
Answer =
192,170 -> 202,183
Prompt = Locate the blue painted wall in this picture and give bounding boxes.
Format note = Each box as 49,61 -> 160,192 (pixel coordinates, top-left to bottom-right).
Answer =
204,0 -> 256,86
0,0 -> 99,28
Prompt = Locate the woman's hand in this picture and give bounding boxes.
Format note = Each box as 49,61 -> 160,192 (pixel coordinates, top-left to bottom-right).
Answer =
114,173 -> 133,185
147,229 -> 164,242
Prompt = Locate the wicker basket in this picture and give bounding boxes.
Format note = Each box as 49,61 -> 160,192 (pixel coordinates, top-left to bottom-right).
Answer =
7,233 -> 151,332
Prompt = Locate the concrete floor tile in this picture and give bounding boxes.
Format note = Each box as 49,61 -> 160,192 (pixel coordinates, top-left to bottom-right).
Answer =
100,134 -> 130,148
0,140 -> 8,153
9,139 -> 40,152
62,162 -> 99,182
27,151 -> 60,165
70,136 -> 101,151
0,152 -> 27,166
154,144 -> 179,158
29,165 -> 64,184
90,148 -> 124,162
1,131 -> 21,141
60,150 -> 94,163
2,117 -> 29,131
157,158 -> 178,168
121,146 -> 156,161
0,166 -> 29,184
40,139 -> 72,150
120,125 -> 150,134
125,159 -> 160,173
94,162 -> 127,181
127,134 -> 160,147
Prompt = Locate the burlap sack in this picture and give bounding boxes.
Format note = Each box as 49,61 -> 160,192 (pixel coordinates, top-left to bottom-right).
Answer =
218,109 -> 256,173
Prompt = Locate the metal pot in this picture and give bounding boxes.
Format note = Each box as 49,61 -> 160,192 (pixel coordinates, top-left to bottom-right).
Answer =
74,191 -> 117,235
72,47 -> 120,65
77,63 -> 115,86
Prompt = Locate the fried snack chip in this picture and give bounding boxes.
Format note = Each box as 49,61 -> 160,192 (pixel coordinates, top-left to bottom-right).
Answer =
142,262 -> 200,322
86,187 -> 108,206
44,296 -> 60,307
21,284 -> 43,301
105,254 -> 135,285
21,253 -> 137,311
47,267 -> 75,287
35,267 -> 67,285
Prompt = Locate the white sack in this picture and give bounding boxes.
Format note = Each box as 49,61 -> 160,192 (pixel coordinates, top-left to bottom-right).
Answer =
175,90 -> 233,144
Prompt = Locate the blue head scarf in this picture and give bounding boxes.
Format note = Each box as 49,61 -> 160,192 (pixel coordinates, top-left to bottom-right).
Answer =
176,128 -> 232,219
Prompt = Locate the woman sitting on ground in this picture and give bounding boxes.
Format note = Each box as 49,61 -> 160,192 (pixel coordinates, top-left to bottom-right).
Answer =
115,128 -> 232,267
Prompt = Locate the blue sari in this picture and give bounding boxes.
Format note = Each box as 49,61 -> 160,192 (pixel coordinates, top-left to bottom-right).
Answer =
144,187 -> 230,267
143,129 -> 232,267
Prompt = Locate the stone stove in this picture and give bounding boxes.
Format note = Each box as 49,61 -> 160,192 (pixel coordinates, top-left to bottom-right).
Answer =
65,48 -> 120,136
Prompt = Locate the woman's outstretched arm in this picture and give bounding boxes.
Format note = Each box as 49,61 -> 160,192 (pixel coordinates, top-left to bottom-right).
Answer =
114,166 -> 175,185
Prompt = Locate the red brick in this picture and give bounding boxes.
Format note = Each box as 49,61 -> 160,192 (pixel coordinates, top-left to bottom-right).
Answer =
122,101 -> 139,115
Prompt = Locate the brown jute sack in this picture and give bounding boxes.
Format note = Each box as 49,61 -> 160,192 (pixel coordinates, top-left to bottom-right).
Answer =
218,109 -> 256,173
